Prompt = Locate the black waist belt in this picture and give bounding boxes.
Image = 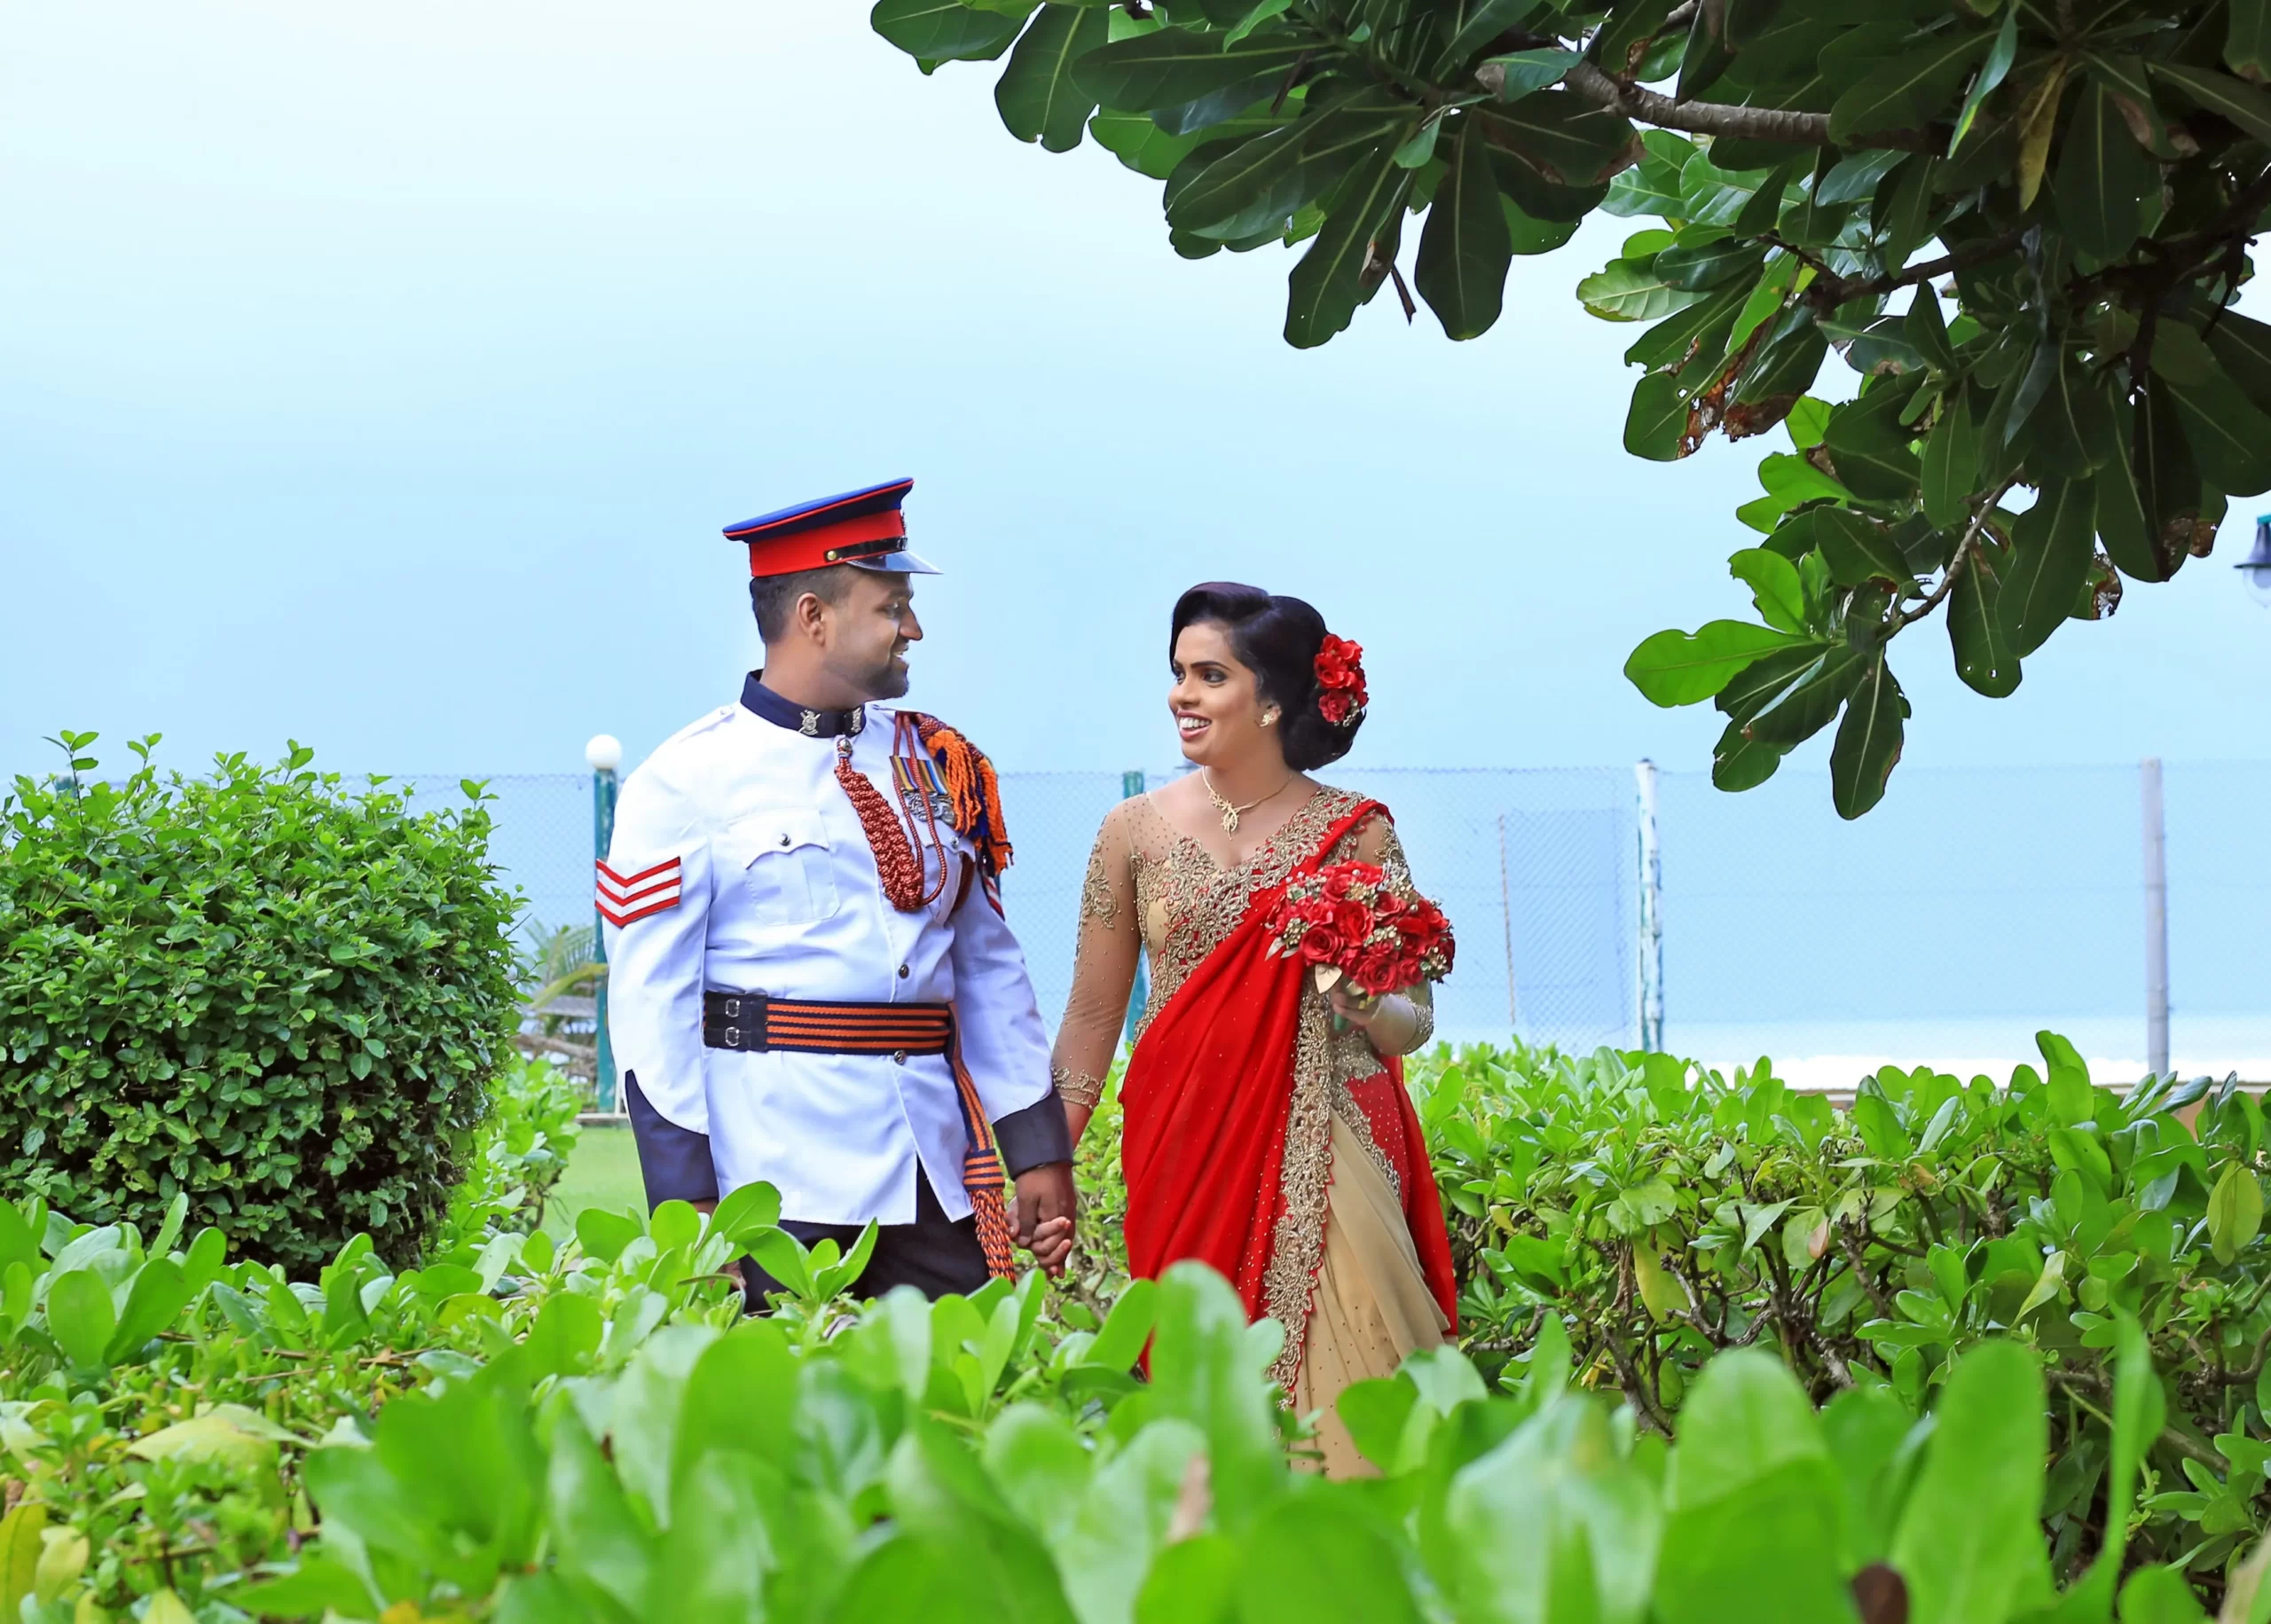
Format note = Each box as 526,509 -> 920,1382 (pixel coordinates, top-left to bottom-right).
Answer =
701,991 -> 953,1057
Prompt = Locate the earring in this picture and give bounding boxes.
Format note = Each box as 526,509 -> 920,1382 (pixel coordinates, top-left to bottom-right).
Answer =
1261,710 -> 1279,727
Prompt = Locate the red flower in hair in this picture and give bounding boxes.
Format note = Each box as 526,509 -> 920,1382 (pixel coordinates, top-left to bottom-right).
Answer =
1313,633 -> 1368,728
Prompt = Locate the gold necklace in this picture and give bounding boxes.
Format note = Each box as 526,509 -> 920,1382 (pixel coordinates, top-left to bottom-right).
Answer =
1202,769 -> 1293,835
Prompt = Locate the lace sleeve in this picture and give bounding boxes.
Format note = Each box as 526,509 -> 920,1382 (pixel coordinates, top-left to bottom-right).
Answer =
1354,812 -> 1435,1055
1049,802 -> 1140,1111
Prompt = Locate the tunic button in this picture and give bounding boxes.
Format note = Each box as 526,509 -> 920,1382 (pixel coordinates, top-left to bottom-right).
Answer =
892,1050 -> 908,1065
897,963 -> 910,979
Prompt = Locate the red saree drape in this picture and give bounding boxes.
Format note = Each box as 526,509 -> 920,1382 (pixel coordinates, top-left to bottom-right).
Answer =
1120,800 -> 1458,1354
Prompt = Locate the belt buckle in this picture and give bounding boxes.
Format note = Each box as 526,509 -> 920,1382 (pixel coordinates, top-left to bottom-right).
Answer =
709,991 -> 770,1052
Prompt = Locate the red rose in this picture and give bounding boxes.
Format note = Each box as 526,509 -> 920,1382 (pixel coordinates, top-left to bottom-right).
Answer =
1318,691 -> 1352,725
1355,948 -> 1400,993
1300,926 -> 1344,964
1332,898 -> 1371,940
1323,867 -> 1356,898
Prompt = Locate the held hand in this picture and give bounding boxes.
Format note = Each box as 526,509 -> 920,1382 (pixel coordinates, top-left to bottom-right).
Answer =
1328,983 -> 1383,1029
1012,1161 -> 1078,1278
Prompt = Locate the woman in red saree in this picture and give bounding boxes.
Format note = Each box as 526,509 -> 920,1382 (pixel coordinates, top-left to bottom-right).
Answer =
1050,584 -> 1458,1477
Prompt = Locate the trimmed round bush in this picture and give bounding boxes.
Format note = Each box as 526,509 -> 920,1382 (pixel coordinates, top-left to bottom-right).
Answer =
0,734 -> 521,1271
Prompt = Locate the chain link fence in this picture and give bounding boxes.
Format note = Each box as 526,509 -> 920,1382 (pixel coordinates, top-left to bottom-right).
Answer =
416,757 -> 2269,1087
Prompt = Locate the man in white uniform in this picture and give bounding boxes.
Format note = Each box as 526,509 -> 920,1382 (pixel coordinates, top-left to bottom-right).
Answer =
599,477 -> 1075,1299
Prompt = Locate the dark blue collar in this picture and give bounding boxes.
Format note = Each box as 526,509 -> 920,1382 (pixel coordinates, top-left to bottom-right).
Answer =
740,671 -> 867,738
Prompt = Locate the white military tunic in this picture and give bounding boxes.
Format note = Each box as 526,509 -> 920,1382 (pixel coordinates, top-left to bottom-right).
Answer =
601,685 -> 1056,1225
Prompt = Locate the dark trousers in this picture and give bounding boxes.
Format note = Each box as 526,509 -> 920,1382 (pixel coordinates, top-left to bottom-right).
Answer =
742,1165 -> 989,1311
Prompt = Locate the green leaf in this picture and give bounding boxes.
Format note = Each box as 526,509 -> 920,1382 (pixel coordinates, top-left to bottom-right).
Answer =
2057,82 -> 2151,261
1743,643 -> 1866,747
1284,151 -> 1410,349
106,1257 -> 193,1364
996,5 -> 1111,153
2000,477 -> 2097,656
1949,540 -> 2023,697
1922,387 -> 1979,530
1831,32 -> 1992,142
2149,59 -> 2271,145
1168,89 -> 1407,239
576,1206 -> 642,1266
1579,257 -> 1708,323
1654,237 -> 1764,291
1729,548 -> 1807,632
1088,111 -> 1205,177
871,0 -> 1028,63
1075,24 -> 1312,114
1655,1352 -> 1850,1624
1814,509 -> 1913,586
1829,654 -> 1907,819
2210,1163 -> 2265,1264
1625,621 -> 1817,706
1625,373 -> 1689,460
1416,120 -> 1512,341
1235,1495 -> 1424,1622
1951,5 -> 2020,151
1482,48 -> 1582,99
1601,129 -> 1693,217
1434,1397 -> 1662,1624
44,1267 -> 115,1369
1890,1341 -> 2050,1624
1822,384 -> 1924,503
1476,92 -> 1642,189
2151,322 -> 2271,496
0,1504 -> 47,1624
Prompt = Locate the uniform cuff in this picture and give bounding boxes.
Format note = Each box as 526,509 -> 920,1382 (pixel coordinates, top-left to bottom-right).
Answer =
625,1071 -> 719,1208
994,1091 -> 1073,1177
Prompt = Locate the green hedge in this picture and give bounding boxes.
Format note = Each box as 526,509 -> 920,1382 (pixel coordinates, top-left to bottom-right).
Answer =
1420,1034 -> 2268,1603
0,1166 -> 2228,1624
0,736 -> 522,1272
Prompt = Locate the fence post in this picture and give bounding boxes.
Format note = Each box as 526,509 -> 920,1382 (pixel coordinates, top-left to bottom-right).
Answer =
1497,813 -> 1520,1032
587,735 -> 623,1111
1120,769 -> 1149,1047
1634,759 -> 1665,1052
2142,756 -> 2170,1077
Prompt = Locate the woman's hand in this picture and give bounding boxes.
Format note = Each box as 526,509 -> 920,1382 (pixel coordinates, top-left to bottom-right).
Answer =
1329,984 -> 1418,1054
1328,983 -> 1385,1028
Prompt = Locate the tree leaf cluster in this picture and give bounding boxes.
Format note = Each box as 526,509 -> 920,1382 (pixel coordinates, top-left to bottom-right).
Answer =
1418,1031 -> 2271,1611
868,0 -> 2271,815
0,736 -> 523,1272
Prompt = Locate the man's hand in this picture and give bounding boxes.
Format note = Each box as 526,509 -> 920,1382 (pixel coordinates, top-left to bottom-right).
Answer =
1012,1161 -> 1078,1278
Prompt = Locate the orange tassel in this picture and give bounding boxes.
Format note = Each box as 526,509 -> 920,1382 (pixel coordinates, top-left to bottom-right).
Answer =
913,715 -> 1014,876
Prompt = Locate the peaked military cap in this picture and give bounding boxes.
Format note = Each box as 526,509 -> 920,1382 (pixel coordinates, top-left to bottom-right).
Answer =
724,477 -> 939,577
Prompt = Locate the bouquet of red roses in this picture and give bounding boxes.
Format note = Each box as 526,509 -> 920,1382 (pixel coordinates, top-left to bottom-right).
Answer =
1264,859 -> 1455,997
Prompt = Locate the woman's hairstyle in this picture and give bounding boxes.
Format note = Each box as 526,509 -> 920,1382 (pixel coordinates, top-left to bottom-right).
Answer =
1168,582 -> 1362,773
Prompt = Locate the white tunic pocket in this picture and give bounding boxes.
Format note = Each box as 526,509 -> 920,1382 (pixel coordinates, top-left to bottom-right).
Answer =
726,809 -> 839,925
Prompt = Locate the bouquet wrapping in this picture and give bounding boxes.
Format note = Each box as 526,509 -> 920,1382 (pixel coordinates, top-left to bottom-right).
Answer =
1263,860 -> 1454,997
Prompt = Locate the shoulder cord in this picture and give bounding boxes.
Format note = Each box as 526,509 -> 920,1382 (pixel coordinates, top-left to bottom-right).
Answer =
833,726 -> 947,912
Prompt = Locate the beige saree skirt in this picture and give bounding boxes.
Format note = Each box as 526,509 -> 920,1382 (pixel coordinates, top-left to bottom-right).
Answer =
1289,1115 -> 1454,1477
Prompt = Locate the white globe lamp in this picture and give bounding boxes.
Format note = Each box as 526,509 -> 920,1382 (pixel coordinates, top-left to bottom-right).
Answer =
585,734 -> 624,773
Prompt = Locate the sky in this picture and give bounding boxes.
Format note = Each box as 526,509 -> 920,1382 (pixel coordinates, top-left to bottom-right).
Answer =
4,0 -> 2269,791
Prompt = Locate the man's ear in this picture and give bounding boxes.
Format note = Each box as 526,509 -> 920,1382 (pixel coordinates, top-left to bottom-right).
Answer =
791,589 -> 830,644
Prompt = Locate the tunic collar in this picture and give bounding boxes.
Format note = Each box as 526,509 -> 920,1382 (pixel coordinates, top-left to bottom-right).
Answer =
740,671 -> 868,738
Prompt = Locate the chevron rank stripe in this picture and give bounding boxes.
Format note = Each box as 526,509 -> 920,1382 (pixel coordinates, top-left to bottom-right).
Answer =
596,856 -> 683,927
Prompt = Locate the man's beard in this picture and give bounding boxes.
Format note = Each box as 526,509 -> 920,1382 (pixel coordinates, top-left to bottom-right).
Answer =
868,649 -> 910,700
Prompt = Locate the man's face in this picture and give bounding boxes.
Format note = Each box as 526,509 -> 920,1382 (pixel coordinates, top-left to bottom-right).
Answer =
821,568 -> 923,700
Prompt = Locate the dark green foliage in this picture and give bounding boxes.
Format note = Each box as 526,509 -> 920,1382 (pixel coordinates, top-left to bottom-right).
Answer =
0,734 -> 521,1272
868,0 -> 2271,816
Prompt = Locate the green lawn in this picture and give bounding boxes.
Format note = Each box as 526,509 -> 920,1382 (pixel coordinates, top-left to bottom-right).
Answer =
541,1123 -> 645,1234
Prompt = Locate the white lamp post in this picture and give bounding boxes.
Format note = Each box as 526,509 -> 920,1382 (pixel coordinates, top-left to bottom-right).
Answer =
585,734 -> 623,1110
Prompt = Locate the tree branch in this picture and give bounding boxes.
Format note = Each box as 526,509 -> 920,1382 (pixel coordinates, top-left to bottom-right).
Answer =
1521,58 -> 1937,152
1890,476 -> 2017,632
